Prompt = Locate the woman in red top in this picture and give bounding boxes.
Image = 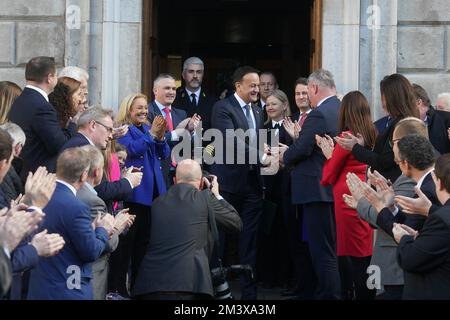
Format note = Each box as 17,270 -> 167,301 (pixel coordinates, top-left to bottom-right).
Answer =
317,91 -> 377,300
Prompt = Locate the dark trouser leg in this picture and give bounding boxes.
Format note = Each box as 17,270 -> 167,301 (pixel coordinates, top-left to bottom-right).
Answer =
376,285 -> 404,300
304,202 -> 340,300
338,256 -> 354,300
350,256 -> 376,300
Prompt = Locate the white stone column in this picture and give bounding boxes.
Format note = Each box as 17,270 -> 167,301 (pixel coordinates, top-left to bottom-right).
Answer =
322,0 -> 361,95
359,0 -> 398,121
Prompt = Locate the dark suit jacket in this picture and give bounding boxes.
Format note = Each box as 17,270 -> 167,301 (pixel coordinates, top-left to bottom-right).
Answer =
397,199 -> 450,300
210,94 -> 264,194
174,88 -> 217,132
60,133 -> 133,208
352,117 -> 401,183
427,107 -> 450,155
8,87 -> 77,177
0,247 -> 12,299
374,115 -> 391,135
0,166 -> 24,204
148,101 -> 188,187
263,121 -> 293,199
27,182 -> 109,300
132,183 -> 241,297
283,96 -> 340,204
376,172 -> 440,238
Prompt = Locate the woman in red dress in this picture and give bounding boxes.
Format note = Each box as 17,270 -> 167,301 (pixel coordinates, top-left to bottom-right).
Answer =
317,91 -> 377,300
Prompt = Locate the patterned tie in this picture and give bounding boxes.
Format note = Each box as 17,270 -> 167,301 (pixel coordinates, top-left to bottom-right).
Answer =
244,104 -> 256,143
190,93 -> 197,109
299,112 -> 307,127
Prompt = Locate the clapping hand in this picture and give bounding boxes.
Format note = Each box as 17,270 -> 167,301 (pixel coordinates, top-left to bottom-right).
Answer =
334,132 -> 364,151
22,167 -> 57,209
150,115 -> 167,140
315,134 -> 334,160
395,186 -> 432,216
393,223 -> 418,243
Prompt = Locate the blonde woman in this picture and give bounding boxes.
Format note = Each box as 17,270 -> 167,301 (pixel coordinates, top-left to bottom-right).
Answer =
0,81 -> 22,124
113,93 -> 169,294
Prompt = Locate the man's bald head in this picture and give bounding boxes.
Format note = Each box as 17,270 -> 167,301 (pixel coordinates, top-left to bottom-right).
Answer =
175,159 -> 202,187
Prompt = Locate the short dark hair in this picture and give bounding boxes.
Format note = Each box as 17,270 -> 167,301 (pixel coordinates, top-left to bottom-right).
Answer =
295,77 -> 308,87
232,66 -> 260,86
25,56 -> 56,83
397,134 -> 435,170
0,128 -> 13,162
413,83 -> 431,107
434,154 -> 450,193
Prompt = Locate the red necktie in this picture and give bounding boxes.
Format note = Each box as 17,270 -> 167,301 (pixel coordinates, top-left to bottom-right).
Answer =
163,107 -> 174,131
162,106 -> 176,167
299,112 -> 307,127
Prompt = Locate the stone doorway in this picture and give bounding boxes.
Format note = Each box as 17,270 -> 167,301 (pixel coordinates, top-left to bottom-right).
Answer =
142,0 -> 322,101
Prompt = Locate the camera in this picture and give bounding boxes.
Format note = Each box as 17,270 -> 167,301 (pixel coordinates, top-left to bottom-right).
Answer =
210,264 -> 255,300
202,170 -> 214,190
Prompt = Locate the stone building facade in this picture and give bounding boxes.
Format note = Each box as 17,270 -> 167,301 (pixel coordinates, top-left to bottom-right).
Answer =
0,0 -> 449,119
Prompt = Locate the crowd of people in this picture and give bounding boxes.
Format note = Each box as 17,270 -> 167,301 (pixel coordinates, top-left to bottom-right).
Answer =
1,54 -> 450,300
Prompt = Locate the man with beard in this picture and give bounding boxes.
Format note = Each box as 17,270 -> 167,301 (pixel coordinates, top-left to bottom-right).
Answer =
174,57 -> 217,132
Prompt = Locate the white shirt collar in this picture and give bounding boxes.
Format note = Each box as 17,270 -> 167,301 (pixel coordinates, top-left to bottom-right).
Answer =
185,88 -> 201,99
416,168 -> 434,190
317,95 -> 335,107
78,132 -> 95,146
82,182 -> 97,196
271,119 -> 284,127
234,93 -> 249,109
56,179 -> 77,196
154,99 -> 170,112
26,85 -> 49,102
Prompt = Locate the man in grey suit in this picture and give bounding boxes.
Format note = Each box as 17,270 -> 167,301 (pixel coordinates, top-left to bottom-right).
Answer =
133,159 -> 242,300
76,145 -> 134,300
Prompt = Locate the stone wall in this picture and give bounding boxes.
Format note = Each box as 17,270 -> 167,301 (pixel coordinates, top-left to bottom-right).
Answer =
0,0 -> 66,87
398,0 -> 450,105
0,0 -> 143,111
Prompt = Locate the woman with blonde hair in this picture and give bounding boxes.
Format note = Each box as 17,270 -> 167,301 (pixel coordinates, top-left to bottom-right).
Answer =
112,93 -> 169,295
0,81 -> 22,124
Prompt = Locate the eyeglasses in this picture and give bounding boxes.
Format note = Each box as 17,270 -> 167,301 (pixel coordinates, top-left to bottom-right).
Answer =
95,121 -> 113,133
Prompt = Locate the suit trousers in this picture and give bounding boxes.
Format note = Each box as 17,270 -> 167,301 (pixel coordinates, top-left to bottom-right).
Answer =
221,171 -> 262,300
303,202 -> 341,299
108,202 -> 151,296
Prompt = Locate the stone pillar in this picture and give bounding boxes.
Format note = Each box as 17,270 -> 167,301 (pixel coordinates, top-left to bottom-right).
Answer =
322,0 -> 361,96
397,0 -> 450,105
359,0 -> 398,121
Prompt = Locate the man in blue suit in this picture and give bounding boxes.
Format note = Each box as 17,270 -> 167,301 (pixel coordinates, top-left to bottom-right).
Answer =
210,66 -> 267,300
8,57 -> 77,178
60,107 -> 142,211
27,147 -> 115,300
281,69 -> 341,299
148,74 -> 200,187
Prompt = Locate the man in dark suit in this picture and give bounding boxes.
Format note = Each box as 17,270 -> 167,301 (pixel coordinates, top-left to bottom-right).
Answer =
257,72 -> 278,122
280,69 -> 341,299
393,154 -> 450,299
8,57 -> 77,177
371,134 -> 439,237
77,145 -> 134,300
148,74 -> 200,187
60,107 -> 142,210
210,66 -> 270,299
413,83 -> 450,154
132,159 -> 241,299
27,147 -> 115,300
174,57 -> 217,132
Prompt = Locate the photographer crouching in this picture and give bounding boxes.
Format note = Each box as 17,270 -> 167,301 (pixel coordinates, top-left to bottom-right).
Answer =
132,159 -> 242,300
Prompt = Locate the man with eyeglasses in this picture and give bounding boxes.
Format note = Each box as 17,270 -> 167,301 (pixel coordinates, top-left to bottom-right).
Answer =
60,107 -> 142,212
